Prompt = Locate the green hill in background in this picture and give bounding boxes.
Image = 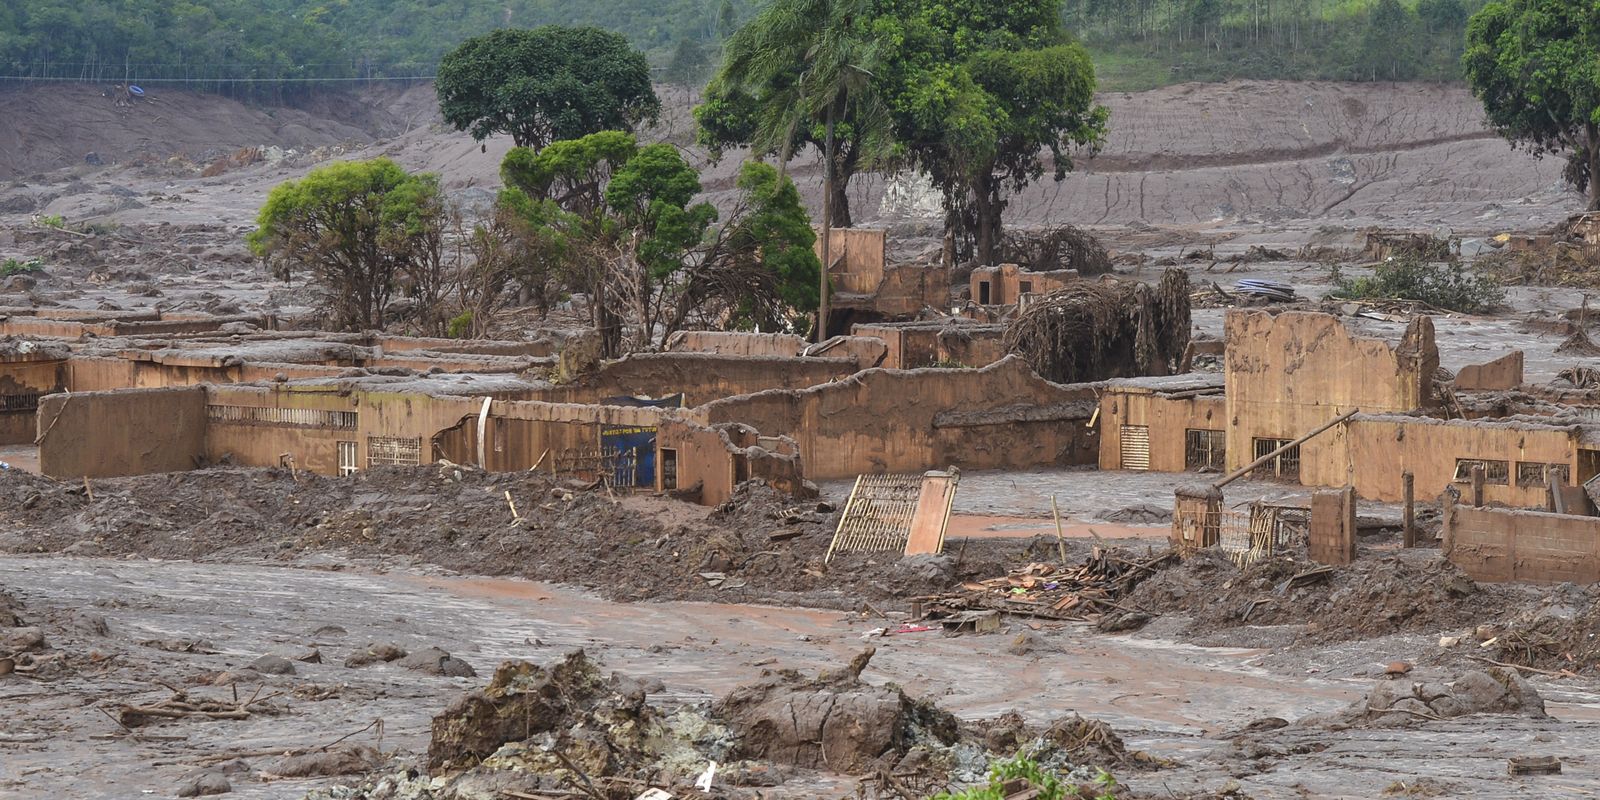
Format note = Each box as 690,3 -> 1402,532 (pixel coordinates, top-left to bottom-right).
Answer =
0,0 -> 1480,97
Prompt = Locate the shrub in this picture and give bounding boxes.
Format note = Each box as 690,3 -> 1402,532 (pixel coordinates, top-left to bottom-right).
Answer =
929,754 -> 1120,800
1330,255 -> 1503,313
0,258 -> 42,277
447,311 -> 474,339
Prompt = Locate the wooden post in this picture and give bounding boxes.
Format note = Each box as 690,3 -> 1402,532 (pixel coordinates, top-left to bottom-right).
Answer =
1402,471 -> 1415,548
1050,495 -> 1067,567
1550,469 -> 1568,515
1471,465 -> 1485,507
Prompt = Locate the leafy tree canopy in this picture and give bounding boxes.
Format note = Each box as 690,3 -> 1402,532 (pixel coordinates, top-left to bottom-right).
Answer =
247,158 -> 445,330
436,26 -> 660,148
1464,0 -> 1600,209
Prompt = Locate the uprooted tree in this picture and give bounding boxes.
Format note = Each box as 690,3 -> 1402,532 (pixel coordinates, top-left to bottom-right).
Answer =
248,158 -> 446,331
499,131 -> 821,357
1003,268 -> 1191,384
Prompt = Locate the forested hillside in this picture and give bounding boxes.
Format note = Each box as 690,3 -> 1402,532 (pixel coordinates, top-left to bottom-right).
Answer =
0,0 -> 1478,95
1068,0 -> 1484,89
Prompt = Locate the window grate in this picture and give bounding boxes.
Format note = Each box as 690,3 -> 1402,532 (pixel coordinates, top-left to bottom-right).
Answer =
1454,458 -> 1509,485
0,393 -> 42,413
207,404 -> 357,430
367,436 -> 421,467
1251,438 -> 1301,481
1184,428 -> 1226,471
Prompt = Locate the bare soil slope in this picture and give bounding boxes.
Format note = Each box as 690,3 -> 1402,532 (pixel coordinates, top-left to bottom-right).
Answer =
0,84 -> 432,180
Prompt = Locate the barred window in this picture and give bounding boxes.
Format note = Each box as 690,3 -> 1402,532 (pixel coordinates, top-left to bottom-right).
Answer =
0,393 -> 41,413
1252,438 -> 1300,480
368,436 -> 422,467
1184,429 -> 1226,471
1454,458 -> 1509,485
207,404 -> 357,430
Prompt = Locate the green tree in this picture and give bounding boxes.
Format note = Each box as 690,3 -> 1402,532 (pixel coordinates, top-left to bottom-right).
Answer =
873,0 -> 1108,265
1360,0 -> 1417,81
708,0 -> 888,339
435,26 -> 660,149
683,161 -> 822,333
1464,0 -> 1600,210
665,36 -> 711,87
247,158 -> 445,331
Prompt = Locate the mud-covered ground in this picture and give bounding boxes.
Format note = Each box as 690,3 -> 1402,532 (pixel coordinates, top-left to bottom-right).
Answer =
5,553 -> 1600,800
3,467 -> 1600,798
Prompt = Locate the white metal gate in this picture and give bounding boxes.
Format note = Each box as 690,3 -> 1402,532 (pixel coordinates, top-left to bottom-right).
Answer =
1120,425 -> 1151,471
337,441 -> 358,476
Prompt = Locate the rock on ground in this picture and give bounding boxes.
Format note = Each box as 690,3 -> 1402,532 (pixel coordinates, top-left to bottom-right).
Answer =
712,647 -> 958,774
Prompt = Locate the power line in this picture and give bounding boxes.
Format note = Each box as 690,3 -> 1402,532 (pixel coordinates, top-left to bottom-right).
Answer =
0,75 -> 437,83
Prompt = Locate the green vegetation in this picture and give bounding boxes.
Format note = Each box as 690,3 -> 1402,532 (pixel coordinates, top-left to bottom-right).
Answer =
1330,254 -> 1504,313
1070,0 -> 1484,90
0,0 -> 760,96
709,0 -> 889,337
1464,0 -> 1600,211
1,0 -> 1483,97
701,0 -> 1106,265
36,215 -> 65,229
248,158 -> 447,331
495,131 -> 820,354
0,258 -> 42,277
929,754 -> 1121,800
436,27 -> 660,148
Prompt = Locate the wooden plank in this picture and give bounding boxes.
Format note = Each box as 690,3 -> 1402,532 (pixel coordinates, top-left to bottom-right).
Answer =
904,472 -> 959,556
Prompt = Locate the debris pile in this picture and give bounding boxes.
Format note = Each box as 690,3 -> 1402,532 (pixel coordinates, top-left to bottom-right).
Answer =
420,650 -> 732,799
1305,667 -> 1546,728
325,649 -> 1150,799
917,548 -> 1174,626
1482,594 -> 1600,674
1003,268 -> 1190,383
998,225 -> 1113,276
0,468 -> 974,610
1127,551 -> 1505,643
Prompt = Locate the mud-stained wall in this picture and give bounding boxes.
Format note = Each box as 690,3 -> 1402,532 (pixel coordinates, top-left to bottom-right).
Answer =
1445,504 -> 1600,584
863,265 -> 950,317
38,386 -> 206,478
204,385 -> 683,477
655,419 -> 806,506
0,356 -> 66,444
1327,415 -> 1577,508
666,331 -> 807,357
1456,351 -> 1524,392
1099,391 -> 1227,472
373,335 -> 555,358
1225,310 -> 1436,475
699,356 -> 1097,479
817,227 -> 887,294
533,353 -> 857,408
969,264 -> 1076,306
852,323 -> 1008,370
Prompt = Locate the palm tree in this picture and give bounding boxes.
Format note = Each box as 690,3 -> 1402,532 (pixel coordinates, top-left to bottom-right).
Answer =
714,0 -> 887,341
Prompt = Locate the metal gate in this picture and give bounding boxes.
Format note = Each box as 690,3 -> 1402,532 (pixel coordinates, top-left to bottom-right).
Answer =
1120,425 -> 1151,471
337,441 -> 358,476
